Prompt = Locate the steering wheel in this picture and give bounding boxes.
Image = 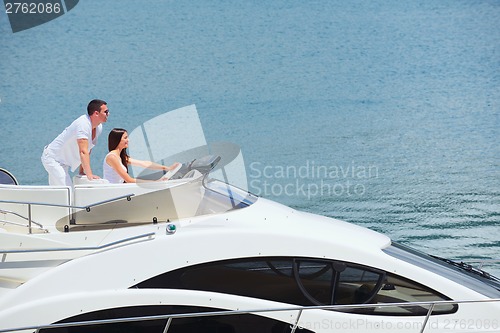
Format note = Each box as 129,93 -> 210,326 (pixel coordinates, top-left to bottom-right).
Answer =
161,163 -> 183,180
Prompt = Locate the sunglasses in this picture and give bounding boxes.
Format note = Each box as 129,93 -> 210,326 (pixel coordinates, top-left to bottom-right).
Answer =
102,109 -> 109,115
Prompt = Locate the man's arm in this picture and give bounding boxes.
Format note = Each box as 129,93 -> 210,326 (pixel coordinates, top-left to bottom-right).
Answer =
77,138 -> 100,180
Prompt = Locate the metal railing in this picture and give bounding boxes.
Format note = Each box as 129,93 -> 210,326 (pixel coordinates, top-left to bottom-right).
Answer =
0,232 -> 155,255
0,298 -> 498,333
0,194 -> 134,233
0,208 -> 46,232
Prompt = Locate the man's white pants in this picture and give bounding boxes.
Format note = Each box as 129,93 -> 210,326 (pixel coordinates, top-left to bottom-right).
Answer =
41,147 -> 72,186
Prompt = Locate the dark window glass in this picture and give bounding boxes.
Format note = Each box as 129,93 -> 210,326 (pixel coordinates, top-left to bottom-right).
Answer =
294,260 -> 384,307
40,305 -> 312,333
373,274 -> 457,316
135,257 -> 457,316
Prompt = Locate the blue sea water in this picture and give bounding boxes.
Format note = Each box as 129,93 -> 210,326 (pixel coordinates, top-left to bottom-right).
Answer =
0,1 -> 499,273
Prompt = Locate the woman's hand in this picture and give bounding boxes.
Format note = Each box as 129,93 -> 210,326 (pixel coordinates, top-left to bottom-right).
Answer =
167,162 -> 181,170
160,162 -> 182,181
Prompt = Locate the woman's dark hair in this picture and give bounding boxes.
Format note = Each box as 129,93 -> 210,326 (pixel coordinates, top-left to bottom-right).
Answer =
108,128 -> 129,172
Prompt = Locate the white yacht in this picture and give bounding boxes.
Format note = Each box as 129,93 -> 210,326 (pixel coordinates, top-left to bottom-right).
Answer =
0,107 -> 499,333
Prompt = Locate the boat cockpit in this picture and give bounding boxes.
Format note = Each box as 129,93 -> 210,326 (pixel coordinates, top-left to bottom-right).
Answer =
0,155 -> 257,234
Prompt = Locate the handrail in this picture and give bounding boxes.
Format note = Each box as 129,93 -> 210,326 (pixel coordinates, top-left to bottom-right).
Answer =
0,232 -> 155,255
1,298 -> 498,333
419,303 -> 435,333
0,208 -> 45,230
0,194 -> 135,233
0,193 -> 135,211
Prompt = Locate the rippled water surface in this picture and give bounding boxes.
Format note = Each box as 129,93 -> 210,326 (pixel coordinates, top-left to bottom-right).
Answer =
0,1 -> 499,273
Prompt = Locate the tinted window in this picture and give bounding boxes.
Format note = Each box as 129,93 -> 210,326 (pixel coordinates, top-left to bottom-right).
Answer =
41,305 -> 312,333
293,260 -> 384,306
135,257 -> 457,316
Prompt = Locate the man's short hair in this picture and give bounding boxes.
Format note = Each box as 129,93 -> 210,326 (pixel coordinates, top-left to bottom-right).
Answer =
87,99 -> 107,115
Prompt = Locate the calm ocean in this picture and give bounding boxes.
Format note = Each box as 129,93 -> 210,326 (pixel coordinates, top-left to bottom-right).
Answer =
1,1 -> 499,273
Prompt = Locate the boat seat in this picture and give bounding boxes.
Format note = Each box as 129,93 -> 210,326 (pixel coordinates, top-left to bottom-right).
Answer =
0,168 -> 18,185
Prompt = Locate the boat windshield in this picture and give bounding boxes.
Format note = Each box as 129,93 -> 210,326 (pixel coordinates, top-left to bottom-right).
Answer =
63,175 -> 257,228
200,177 -> 258,213
383,242 -> 500,298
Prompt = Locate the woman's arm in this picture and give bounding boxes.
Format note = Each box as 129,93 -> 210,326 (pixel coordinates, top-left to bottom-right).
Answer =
128,158 -> 179,171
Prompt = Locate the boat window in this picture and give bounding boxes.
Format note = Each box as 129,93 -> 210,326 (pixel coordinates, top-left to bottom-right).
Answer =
39,305 -> 313,333
293,259 -> 384,306
134,257 -> 457,316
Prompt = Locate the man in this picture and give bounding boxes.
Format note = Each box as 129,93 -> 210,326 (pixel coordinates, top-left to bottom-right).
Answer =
41,99 -> 109,186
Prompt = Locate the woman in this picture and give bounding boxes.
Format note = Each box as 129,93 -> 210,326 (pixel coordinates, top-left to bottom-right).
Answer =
103,128 -> 180,183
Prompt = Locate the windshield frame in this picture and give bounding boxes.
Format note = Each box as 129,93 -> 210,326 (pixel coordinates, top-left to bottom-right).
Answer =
383,242 -> 500,298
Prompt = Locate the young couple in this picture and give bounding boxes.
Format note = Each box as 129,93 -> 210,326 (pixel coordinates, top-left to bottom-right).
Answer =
42,99 -> 179,186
